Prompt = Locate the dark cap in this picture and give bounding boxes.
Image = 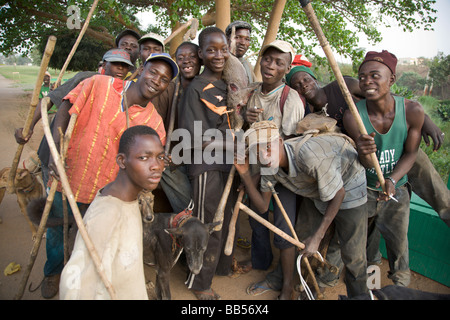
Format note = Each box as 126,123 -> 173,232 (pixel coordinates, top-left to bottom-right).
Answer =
144,53 -> 179,81
102,49 -> 134,67
115,29 -> 141,47
225,21 -> 252,37
359,50 -> 398,74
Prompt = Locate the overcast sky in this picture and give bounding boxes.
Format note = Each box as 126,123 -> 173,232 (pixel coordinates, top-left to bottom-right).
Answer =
137,0 -> 449,60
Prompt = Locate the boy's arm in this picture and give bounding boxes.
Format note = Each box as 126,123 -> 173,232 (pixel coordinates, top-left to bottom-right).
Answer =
422,113 -> 444,151
342,109 -> 377,168
234,156 -> 272,214
47,100 -> 73,178
303,187 -> 345,257
380,100 -> 424,198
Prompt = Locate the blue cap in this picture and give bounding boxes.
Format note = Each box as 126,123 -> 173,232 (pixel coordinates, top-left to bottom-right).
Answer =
144,53 -> 179,80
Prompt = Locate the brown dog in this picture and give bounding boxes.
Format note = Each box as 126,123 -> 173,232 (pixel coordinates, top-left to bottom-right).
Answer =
0,167 -> 44,238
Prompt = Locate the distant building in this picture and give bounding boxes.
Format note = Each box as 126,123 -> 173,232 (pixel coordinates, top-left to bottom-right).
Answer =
398,57 -> 419,65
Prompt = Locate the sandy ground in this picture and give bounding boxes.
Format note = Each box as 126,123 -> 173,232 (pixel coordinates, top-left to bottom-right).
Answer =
0,74 -> 449,302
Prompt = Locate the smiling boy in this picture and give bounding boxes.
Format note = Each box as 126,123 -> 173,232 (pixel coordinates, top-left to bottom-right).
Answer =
178,27 -> 236,300
343,50 -> 424,286
59,125 -> 165,299
41,53 -> 178,299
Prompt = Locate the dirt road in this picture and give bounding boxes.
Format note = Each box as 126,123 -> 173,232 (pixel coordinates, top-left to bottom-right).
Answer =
0,74 -> 448,301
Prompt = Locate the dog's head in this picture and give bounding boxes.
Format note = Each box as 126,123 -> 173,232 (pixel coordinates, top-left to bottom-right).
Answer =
165,218 -> 220,274
138,190 -> 155,224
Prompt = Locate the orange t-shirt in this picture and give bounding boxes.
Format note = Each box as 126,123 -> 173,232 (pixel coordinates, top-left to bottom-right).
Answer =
56,75 -> 166,204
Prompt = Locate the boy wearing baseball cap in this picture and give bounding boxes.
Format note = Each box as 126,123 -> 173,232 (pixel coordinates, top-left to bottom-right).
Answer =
235,120 -> 369,299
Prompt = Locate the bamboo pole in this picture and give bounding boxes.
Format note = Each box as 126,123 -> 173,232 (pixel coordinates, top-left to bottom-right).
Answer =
253,0 -> 287,81
40,97 -> 117,299
215,0 -> 231,32
298,0 -> 386,192
7,36 -> 56,194
54,0 -> 99,88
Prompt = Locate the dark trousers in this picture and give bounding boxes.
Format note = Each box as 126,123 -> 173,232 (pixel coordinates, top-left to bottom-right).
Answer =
185,170 -> 237,291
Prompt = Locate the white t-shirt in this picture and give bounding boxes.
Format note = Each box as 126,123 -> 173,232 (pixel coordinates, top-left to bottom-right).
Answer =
59,191 -> 148,300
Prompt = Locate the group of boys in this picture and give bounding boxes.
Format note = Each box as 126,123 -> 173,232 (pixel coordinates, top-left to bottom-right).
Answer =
14,19 -> 448,300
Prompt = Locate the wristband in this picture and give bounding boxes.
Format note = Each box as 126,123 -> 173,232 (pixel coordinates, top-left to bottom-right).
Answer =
386,176 -> 396,187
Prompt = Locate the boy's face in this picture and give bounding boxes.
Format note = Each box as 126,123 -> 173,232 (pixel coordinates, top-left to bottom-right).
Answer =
43,75 -> 50,86
289,71 -> 319,102
199,32 -> 229,74
138,60 -> 173,100
140,39 -> 164,63
260,47 -> 291,87
358,61 -> 395,101
121,135 -> 165,191
103,61 -> 130,80
176,45 -> 201,80
118,34 -> 139,64
256,138 -> 282,169
229,28 -> 251,58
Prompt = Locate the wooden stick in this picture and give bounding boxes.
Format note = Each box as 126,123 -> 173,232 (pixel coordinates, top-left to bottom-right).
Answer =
213,166 -> 237,231
40,97 -> 117,299
298,0 -> 386,192
7,36 -> 56,194
239,202 -> 305,249
224,189 -> 245,256
14,99 -> 75,300
164,18 -> 199,45
165,77 -> 181,154
266,181 -> 323,299
54,0 -> 99,89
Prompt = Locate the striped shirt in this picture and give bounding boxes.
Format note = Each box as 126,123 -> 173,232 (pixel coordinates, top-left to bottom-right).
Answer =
58,75 -> 166,204
261,135 -> 367,214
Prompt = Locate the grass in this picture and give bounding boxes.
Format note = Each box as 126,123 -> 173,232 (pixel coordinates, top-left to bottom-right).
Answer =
418,96 -> 450,185
0,65 -> 76,91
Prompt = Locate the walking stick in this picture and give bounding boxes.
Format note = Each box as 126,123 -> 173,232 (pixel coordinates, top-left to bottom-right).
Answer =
266,181 -> 324,299
14,97 -> 74,300
39,97 -> 118,299
165,77 -> 181,154
224,189 -> 245,256
53,0 -> 99,89
298,0 -> 386,192
7,36 -> 56,194
238,203 -> 305,249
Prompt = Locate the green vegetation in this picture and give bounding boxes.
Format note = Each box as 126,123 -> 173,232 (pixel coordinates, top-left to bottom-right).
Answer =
0,65 -> 75,90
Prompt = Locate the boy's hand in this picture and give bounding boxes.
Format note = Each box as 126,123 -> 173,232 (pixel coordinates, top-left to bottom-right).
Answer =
14,128 -> 33,144
356,132 -> 377,155
245,107 -> 263,124
234,148 -> 250,175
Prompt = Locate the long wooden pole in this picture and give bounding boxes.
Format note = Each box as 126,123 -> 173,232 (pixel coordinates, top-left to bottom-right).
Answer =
224,189 -> 245,256
7,36 -> 56,194
40,99 -> 117,299
298,0 -> 386,192
253,0 -> 287,81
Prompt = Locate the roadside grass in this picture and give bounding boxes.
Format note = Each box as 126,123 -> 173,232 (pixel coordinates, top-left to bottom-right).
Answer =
0,65 -> 76,91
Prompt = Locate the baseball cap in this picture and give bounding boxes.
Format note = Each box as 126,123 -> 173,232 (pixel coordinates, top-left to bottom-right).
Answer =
102,49 -> 134,67
115,29 -> 141,47
260,40 -> 295,64
359,50 -> 398,74
292,54 -> 312,67
138,32 -> 165,51
144,53 -> 179,80
244,121 -> 280,151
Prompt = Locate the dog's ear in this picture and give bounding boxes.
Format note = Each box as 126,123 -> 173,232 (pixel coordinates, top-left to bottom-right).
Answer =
206,221 -> 221,234
164,228 -> 183,237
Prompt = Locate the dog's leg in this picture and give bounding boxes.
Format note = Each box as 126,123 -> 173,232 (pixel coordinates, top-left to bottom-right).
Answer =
155,267 -> 172,300
17,195 -> 38,239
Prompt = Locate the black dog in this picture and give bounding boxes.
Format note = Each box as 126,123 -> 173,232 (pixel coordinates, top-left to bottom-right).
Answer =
142,202 -> 219,300
339,285 -> 450,300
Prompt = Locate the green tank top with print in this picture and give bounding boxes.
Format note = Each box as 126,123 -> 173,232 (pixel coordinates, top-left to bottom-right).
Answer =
356,96 -> 408,191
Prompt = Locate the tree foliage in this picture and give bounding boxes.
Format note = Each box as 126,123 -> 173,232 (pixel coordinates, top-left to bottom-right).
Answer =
0,0 -> 438,70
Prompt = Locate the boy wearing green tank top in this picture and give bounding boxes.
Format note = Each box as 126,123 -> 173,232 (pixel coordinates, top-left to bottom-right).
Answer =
343,50 -> 424,287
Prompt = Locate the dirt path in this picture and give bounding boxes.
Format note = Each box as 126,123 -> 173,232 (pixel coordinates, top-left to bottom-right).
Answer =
0,75 -> 448,301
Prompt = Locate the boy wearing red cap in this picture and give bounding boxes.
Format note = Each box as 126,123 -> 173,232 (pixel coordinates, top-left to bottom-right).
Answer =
343,50 -> 424,286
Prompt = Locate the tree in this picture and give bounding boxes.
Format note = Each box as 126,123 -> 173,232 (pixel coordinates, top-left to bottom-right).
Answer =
0,0 -> 438,69
429,52 -> 450,99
